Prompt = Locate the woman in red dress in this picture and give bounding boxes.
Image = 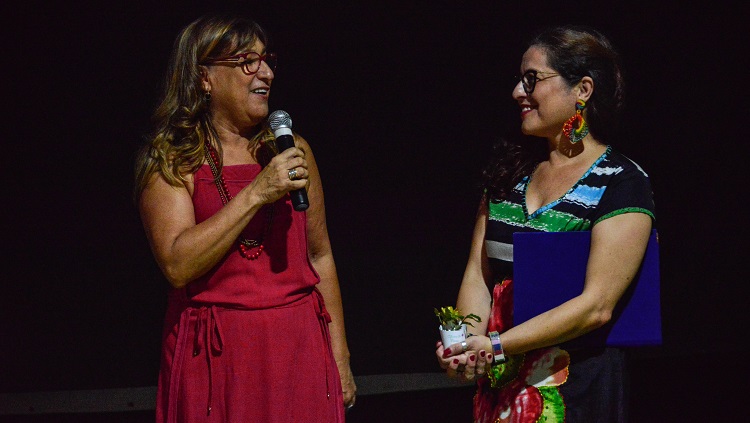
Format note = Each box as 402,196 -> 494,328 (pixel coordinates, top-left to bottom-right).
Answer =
134,14 -> 356,422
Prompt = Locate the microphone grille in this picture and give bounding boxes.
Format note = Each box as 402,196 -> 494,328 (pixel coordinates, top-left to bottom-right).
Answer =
268,110 -> 292,130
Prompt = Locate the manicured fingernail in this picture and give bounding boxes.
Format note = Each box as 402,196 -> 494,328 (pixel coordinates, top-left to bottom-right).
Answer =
480,351 -> 486,358
453,359 -> 459,364
469,355 -> 476,362
444,348 -> 452,356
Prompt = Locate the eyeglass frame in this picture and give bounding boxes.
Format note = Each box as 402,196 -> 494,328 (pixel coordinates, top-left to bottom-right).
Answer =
518,70 -> 560,94
201,52 -> 277,75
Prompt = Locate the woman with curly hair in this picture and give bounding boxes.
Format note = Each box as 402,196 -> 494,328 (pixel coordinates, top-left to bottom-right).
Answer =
134,14 -> 355,422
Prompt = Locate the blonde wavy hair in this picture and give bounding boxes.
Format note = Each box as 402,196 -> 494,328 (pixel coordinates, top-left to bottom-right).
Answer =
134,14 -> 274,201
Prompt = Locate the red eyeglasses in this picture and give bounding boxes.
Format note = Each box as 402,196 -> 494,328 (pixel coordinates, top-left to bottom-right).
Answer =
202,52 -> 277,75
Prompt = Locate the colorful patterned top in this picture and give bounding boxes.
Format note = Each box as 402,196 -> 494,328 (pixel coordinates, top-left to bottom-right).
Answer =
484,145 -> 655,281
474,146 -> 655,423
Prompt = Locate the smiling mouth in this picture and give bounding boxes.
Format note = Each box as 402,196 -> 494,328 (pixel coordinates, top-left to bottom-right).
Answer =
251,88 -> 269,95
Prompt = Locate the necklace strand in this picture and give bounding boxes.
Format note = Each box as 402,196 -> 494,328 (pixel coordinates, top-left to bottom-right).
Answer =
204,143 -> 273,260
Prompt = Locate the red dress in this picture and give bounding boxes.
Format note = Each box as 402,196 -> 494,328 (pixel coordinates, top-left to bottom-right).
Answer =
155,164 -> 345,422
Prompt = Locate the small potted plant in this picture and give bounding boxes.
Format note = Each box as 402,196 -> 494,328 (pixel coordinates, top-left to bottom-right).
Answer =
434,306 -> 482,348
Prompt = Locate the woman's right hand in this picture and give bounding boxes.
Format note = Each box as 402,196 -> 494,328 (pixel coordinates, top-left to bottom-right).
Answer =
436,338 -> 491,383
248,146 -> 309,205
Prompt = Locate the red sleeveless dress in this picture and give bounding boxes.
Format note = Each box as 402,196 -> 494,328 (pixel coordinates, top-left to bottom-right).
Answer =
155,164 -> 345,422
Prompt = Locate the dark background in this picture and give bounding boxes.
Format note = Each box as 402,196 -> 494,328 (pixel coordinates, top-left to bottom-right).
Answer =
3,0 -> 749,421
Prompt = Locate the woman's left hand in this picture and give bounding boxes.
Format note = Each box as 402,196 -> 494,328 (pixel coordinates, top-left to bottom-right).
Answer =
436,336 -> 492,382
336,358 -> 356,410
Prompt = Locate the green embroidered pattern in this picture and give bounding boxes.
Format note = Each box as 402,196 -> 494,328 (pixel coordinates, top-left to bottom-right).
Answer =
536,386 -> 565,423
487,354 -> 524,389
488,201 -> 525,224
488,201 -> 592,232
594,207 -> 655,225
525,209 -> 591,232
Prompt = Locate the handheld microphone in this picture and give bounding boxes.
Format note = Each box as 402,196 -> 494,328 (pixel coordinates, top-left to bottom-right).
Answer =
268,110 -> 309,211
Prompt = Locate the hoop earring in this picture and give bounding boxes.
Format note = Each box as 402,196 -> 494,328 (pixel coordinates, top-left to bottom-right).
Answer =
562,99 -> 589,143
204,91 -> 212,102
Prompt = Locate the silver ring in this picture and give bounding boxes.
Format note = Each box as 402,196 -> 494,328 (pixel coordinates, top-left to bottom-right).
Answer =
288,168 -> 298,180
461,341 -> 468,353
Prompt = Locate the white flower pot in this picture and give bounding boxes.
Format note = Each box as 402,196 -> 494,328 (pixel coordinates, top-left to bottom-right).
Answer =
439,324 -> 467,348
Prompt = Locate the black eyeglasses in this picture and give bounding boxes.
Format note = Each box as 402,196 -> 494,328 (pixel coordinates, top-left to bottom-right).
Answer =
202,52 -> 277,75
518,70 -> 559,94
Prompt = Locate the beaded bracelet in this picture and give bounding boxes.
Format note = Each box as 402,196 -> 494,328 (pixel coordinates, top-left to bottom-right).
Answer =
488,331 -> 506,364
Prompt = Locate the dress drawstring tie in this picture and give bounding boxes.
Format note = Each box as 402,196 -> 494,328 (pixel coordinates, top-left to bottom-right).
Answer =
167,304 -> 224,422
192,305 -> 224,416
166,292 -> 337,421
312,288 -> 334,399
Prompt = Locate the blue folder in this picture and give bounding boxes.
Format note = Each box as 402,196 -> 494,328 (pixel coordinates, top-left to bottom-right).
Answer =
512,229 -> 662,347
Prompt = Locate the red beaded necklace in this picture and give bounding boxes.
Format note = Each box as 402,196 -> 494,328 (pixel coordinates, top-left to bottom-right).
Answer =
204,142 -> 273,260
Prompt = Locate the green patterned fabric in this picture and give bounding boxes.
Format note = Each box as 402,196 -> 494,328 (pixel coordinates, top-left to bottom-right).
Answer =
484,146 -> 655,279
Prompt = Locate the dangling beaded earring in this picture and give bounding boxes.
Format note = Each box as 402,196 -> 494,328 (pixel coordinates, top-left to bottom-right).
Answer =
204,91 -> 212,102
562,99 -> 589,143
